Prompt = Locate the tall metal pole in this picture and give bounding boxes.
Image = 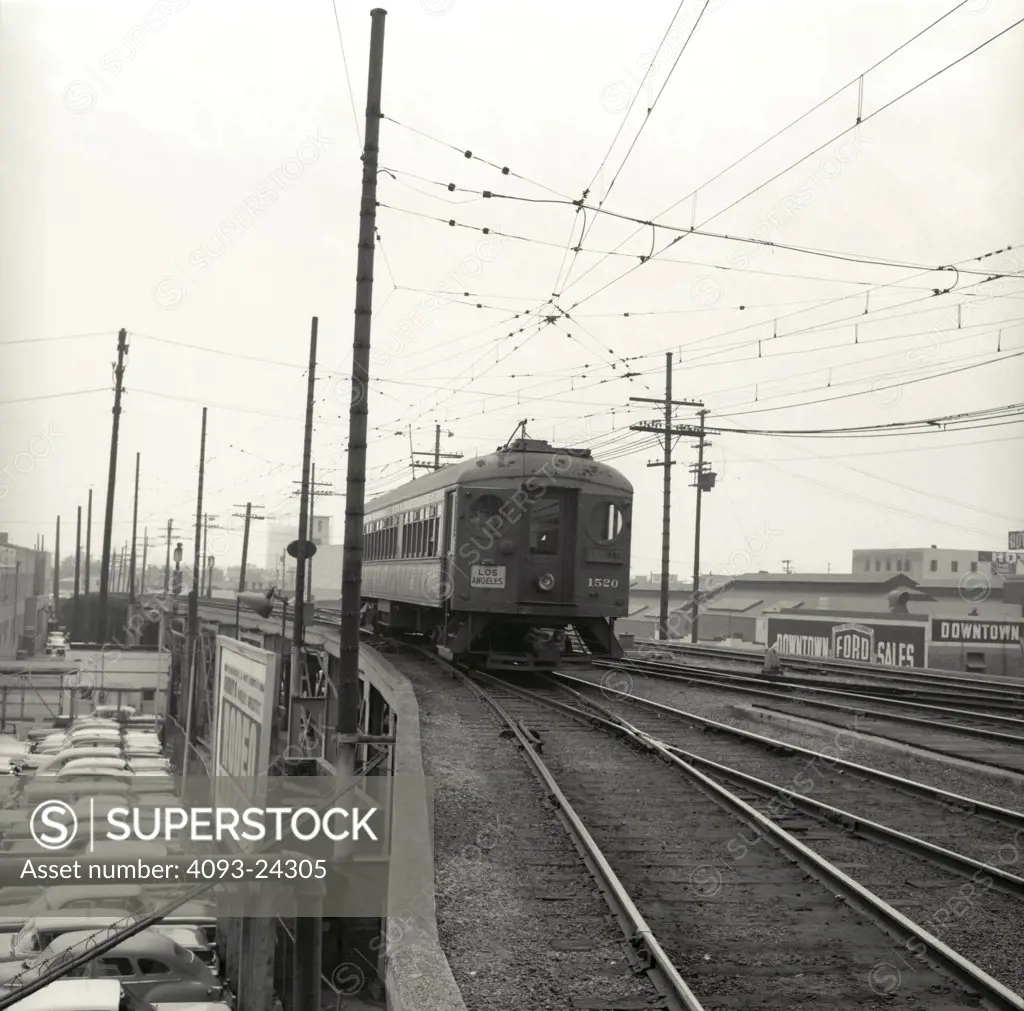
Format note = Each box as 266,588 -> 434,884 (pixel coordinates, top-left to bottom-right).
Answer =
129,452 -> 140,603
338,8 -> 387,765
52,516 -> 60,621
97,328 -> 128,642
85,489 -> 93,602
659,354 -> 672,640
433,423 -> 440,469
140,529 -> 148,596
289,318 -> 319,1011
307,462 -> 316,596
200,514 -> 208,598
290,317 -> 317,696
691,410 -> 707,644
74,508 -> 82,600
183,408 -> 207,783
163,520 -> 173,594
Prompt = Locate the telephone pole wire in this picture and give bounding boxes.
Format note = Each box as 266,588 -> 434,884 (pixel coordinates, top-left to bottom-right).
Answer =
629,352 -> 702,641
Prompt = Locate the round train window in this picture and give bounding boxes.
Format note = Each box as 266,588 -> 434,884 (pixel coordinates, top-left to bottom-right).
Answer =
470,494 -> 504,527
590,502 -> 625,543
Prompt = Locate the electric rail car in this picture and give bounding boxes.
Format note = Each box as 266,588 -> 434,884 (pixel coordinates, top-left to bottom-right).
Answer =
360,438 -> 633,671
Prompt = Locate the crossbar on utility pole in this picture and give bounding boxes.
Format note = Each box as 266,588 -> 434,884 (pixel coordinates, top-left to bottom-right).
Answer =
129,452 -> 140,603
412,423 -> 461,471
629,352 -> 702,641
98,329 -> 128,643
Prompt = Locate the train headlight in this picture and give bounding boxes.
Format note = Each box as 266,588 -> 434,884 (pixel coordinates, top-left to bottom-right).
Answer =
537,572 -> 555,592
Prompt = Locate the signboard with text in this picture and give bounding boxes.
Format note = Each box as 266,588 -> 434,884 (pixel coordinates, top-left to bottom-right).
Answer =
766,614 -> 927,667
1010,531 -> 1024,551
931,619 -> 1022,645
214,636 -> 277,835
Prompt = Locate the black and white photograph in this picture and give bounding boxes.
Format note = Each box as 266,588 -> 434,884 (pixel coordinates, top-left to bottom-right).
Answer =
1,0 -> 1023,1008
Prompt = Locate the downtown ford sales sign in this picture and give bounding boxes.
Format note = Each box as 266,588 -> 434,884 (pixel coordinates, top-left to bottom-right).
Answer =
931,619 -> 1022,644
766,615 -> 927,667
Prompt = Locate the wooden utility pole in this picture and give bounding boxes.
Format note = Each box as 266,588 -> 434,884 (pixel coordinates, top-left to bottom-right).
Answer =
52,516 -> 60,619
688,409 -> 714,643
292,464 -> 338,595
85,489 -> 93,600
629,353 -> 702,641
163,520 -> 174,594
232,503 -> 264,633
412,423 -> 461,471
129,453 -> 140,603
183,408 -> 207,783
97,328 -> 128,642
140,529 -> 148,595
74,507 -> 82,640
338,6 -> 387,765
288,317 -> 321,1011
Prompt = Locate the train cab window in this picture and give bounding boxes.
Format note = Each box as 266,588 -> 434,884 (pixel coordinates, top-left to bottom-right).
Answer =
930,559 -> 937,571
589,502 -> 625,543
951,561 -> 959,573
470,495 -> 504,527
427,517 -> 438,555
529,499 -> 560,555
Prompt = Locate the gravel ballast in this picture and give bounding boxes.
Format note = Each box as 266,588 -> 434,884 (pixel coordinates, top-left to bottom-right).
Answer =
395,656 -> 662,1010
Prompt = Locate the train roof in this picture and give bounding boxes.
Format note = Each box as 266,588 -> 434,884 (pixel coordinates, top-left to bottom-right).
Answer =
366,439 -> 632,513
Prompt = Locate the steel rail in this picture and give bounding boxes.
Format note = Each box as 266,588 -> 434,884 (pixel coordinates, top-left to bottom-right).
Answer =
553,669 -> 1024,828
543,678 -> 1024,898
644,639 -> 1024,691
595,657 -> 1024,742
475,674 -> 1024,1011
458,672 -> 706,1011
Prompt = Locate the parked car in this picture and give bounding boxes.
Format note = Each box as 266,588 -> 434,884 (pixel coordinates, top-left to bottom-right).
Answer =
2,977 -> 232,1009
29,747 -> 125,776
0,887 -> 147,932
0,915 -> 129,969
5,929 -> 229,1004
151,925 -> 219,976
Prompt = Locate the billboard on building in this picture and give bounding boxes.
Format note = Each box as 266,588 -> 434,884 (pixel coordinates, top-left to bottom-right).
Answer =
931,619 -> 1022,645
1009,531 -> 1024,551
766,614 -> 927,667
214,636 -> 277,834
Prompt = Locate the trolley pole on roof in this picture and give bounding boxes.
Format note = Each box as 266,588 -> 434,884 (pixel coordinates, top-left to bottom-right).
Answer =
629,353 -> 702,641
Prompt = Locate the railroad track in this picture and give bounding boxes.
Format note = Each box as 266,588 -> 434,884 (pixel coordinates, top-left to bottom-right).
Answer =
457,667 -> 1023,1009
646,640 -> 1024,692
598,657 -> 1024,775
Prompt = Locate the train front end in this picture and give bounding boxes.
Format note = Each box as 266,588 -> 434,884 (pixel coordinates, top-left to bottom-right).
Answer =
437,439 -> 633,672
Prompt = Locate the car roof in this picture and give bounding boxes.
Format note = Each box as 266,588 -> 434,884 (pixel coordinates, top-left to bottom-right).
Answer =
46,927 -> 174,956
26,914 -> 129,930
3,978 -> 121,1010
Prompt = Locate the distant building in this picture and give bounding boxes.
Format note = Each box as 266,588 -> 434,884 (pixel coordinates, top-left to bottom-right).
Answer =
266,515 -> 332,592
851,546 -> 1022,583
0,533 -> 51,658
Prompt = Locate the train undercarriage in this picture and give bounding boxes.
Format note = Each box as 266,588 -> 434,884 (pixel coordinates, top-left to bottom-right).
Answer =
360,601 -> 624,672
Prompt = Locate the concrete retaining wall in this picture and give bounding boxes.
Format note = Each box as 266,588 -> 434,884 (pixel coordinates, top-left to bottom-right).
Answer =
359,648 -> 467,1011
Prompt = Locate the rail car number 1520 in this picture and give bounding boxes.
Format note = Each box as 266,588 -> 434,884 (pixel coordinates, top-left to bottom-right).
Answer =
588,577 -> 619,588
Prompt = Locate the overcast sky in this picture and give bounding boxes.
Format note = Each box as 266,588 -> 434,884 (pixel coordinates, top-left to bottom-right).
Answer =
2,0 -> 1023,580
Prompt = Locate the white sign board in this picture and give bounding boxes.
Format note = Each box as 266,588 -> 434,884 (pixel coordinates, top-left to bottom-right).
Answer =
214,636 -> 277,827
1009,531 -> 1024,551
470,565 -> 506,588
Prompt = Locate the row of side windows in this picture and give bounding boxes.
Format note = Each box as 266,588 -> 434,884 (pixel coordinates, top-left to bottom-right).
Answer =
364,505 -> 440,561
863,558 -> 976,573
